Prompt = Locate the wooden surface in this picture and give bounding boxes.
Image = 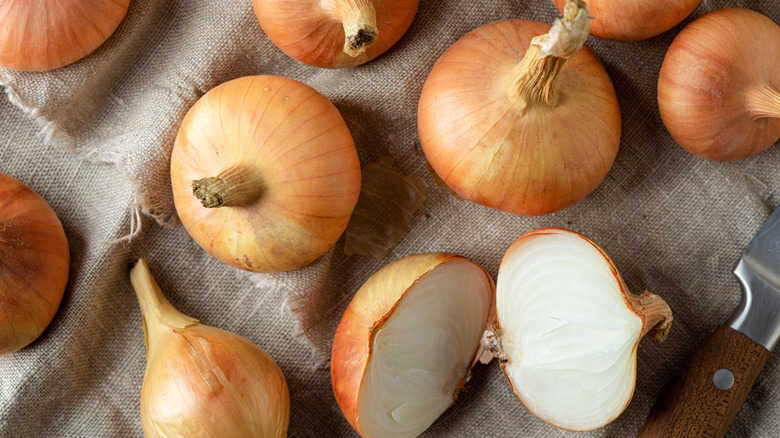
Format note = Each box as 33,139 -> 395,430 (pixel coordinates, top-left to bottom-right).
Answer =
638,325 -> 771,438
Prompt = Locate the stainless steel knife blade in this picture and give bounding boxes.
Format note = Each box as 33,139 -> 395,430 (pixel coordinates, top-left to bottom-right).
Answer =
731,205 -> 780,351
639,205 -> 779,437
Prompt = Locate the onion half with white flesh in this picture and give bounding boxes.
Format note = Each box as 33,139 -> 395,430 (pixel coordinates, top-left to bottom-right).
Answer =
489,228 -> 673,431
331,253 -> 495,438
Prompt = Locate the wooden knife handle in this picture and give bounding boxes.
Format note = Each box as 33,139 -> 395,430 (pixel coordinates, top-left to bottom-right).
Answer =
638,325 -> 770,438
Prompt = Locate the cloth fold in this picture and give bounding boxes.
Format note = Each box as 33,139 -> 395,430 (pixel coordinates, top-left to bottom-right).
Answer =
1,0 -> 779,436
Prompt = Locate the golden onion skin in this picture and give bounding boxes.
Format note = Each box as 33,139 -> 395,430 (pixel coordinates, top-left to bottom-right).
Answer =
131,259 -> 290,438
0,0 -> 130,71
331,253 -> 495,436
418,19 -> 620,217
254,0 -> 419,69
658,8 -> 780,161
0,173 -> 69,356
552,0 -> 701,41
141,325 -> 290,438
171,75 -> 361,273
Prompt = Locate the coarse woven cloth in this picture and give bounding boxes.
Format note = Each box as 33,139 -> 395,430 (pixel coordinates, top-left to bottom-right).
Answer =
1,0 -> 779,436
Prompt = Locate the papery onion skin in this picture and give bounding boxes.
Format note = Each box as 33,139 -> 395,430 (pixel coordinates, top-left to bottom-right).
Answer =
551,0 -> 701,41
0,173 -> 69,356
253,0 -> 419,69
344,157 -> 427,260
141,326 -> 290,438
171,75 -> 361,273
331,253 -> 495,437
418,17 -> 620,217
0,0 -> 130,71
658,8 -> 780,161
493,228 -> 672,432
131,259 -> 290,438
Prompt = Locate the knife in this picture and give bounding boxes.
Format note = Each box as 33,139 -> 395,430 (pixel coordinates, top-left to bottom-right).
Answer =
638,205 -> 780,437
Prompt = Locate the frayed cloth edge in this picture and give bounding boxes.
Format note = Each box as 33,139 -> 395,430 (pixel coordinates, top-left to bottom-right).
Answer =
1,82 -> 174,242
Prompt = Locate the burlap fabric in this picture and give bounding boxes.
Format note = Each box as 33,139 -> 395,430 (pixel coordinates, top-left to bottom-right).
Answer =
1,0 -> 779,436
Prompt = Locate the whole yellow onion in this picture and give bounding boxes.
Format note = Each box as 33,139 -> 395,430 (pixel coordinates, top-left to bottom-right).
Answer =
0,0 -> 130,71
130,259 -> 290,438
658,8 -> 780,161
551,0 -> 700,41
254,0 -> 419,68
418,0 -> 620,216
0,173 -> 69,356
170,75 -> 361,273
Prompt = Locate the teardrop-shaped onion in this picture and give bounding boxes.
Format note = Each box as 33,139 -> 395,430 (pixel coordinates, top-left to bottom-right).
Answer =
332,253 -> 495,438
551,0 -> 701,41
171,75 -> 361,273
0,0 -> 130,71
658,8 -> 780,161
491,228 -> 672,431
254,0 -> 419,68
130,259 -> 290,438
418,2 -> 620,216
0,173 -> 69,356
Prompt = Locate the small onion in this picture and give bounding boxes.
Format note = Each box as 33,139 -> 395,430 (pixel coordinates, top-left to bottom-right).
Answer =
0,173 -> 69,356
130,259 -> 290,437
0,0 -> 130,71
551,0 -> 701,41
331,253 -> 495,438
253,0 -> 419,69
418,0 -> 620,216
658,8 -> 780,161
171,75 -> 361,273
487,228 -> 673,431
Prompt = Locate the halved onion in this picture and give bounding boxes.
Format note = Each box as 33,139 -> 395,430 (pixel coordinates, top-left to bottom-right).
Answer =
489,228 -> 672,431
332,253 -> 495,438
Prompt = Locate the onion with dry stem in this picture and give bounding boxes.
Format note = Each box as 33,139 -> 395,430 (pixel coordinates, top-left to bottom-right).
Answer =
0,173 -> 69,356
254,0 -> 420,69
0,0 -> 130,71
487,228 -> 673,431
418,0 -> 620,217
658,8 -> 780,161
331,253 -> 495,438
551,0 -> 701,41
171,75 -> 361,273
130,259 -> 290,437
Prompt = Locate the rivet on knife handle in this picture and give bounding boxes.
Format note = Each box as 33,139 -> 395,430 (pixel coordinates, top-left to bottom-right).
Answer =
712,369 -> 734,390
638,325 -> 770,438
640,206 -> 780,437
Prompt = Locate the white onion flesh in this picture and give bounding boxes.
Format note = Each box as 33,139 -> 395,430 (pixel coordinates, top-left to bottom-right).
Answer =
496,232 -> 642,431
357,259 -> 492,438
